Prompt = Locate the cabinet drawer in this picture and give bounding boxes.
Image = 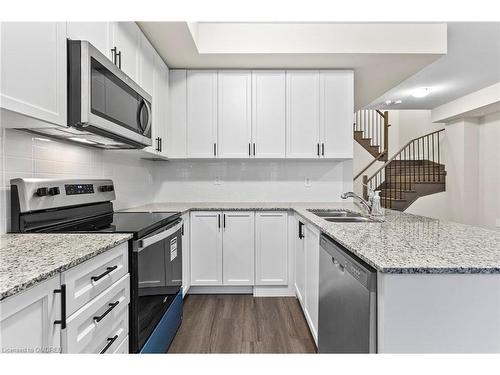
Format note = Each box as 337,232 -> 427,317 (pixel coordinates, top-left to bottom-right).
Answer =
61,242 -> 128,316
63,274 -> 130,353
87,307 -> 128,354
113,335 -> 129,353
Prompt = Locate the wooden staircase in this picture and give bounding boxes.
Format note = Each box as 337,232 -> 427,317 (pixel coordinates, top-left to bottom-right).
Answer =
362,129 -> 446,211
353,110 -> 389,162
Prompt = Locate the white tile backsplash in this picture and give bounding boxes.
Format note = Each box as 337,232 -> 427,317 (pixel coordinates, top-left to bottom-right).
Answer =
0,128 -> 156,233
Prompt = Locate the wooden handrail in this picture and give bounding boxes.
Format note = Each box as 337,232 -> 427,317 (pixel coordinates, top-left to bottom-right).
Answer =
353,151 -> 386,181
366,128 -> 445,184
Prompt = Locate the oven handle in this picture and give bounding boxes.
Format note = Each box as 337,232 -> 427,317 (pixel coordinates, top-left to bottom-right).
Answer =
137,221 -> 182,252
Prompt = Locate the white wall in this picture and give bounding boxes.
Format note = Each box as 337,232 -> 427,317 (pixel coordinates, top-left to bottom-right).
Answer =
0,129 -> 156,234
153,159 -> 353,203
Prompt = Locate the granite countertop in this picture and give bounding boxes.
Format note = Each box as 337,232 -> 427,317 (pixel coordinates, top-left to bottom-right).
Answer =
123,202 -> 500,274
0,233 -> 132,301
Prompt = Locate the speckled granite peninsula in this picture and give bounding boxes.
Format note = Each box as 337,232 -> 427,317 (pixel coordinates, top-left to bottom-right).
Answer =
0,233 -> 132,300
122,202 -> 500,274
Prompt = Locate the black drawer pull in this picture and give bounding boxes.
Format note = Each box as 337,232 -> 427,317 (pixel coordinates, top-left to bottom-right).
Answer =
100,334 -> 119,354
91,266 -> 118,282
53,284 -> 67,329
94,301 -> 119,323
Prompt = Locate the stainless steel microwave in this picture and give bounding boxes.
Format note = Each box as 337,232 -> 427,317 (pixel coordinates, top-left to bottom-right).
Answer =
67,40 -> 152,148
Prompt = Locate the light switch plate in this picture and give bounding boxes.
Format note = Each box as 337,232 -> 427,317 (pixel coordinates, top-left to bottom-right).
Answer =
304,178 -> 311,188
214,176 -> 221,185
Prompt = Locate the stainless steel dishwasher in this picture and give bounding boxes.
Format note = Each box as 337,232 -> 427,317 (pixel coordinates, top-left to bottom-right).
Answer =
318,234 -> 377,353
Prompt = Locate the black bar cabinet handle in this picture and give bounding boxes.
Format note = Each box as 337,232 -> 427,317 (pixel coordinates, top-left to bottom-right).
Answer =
116,51 -> 122,69
94,301 -> 119,323
91,266 -> 118,282
322,143 -> 325,156
223,214 -> 226,229
54,284 -> 67,329
159,137 -> 163,152
253,143 -> 256,156
213,143 -> 217,156
100,335 -> 119,354
111,47 -> 117,65
298,221 -> 304,239
317,143 -> 320,156
218,214 -> 221,229
248,143 -> 251,156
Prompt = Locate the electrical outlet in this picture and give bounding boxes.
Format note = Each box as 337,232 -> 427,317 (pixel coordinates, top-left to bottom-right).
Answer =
214,176 -> 221,185
304,178 -> 311,188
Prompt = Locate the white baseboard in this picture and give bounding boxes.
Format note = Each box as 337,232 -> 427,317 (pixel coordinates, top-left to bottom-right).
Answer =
253,285 -> 297,297
187,286 -> 253,294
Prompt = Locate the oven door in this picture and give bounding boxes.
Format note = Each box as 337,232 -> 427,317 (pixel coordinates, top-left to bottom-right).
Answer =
131,219 -> 182,352
68,40 -> 152,148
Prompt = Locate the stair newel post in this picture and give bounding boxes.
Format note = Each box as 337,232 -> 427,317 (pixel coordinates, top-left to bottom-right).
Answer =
362,175 -> 368,201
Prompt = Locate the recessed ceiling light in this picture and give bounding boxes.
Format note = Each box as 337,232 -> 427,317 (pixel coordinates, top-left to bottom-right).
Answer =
384,100 -> 392,105
411,87 -> 432,98
68,137 -> 97,145
394,100 -> 402,104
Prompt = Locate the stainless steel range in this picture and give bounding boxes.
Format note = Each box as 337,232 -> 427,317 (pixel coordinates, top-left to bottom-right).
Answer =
10,178 -> 183,353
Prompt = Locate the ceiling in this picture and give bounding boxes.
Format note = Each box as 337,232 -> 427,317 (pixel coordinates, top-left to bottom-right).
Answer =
137,22 -> 447,110
367,22 -> 500,110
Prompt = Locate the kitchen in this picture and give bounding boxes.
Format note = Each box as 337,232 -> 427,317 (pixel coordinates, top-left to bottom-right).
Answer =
1,3 -> 500,372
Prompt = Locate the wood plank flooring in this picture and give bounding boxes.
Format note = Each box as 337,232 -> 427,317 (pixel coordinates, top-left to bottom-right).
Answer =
168,295 -> 317,353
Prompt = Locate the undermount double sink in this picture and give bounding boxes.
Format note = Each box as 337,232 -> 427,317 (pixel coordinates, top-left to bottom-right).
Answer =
308,209 -> 379,223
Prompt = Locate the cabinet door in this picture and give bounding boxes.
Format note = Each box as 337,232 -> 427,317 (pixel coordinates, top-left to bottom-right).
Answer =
138,33 -> 155,95
110,22 -> 139,81
187,71 -> 218,158
286,71 -> 320,158
190,211 -> 223,285
255,212 -> 288,285
0,22 -> 67,127
167,70 -> 188,158
252,71 -> 286,158
67,22 -> 112,60
218,71 -> 252,158
320,70 -> 354,158
154,55 -> 169,157
0,276 -> 61,353
295,218 -> 306,304
305,223 -> 320,343
181,213 -> 191,296
222,211 -> 255,285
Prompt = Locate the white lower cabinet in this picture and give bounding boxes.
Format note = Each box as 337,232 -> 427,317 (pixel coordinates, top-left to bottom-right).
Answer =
304,223 -> 320,344
0,276 -> 62,353
222,211 -> 255,285
181,213 -> 191,296
190,211 -> 223,285
294,218 -> 306,304
62,274 -> 130,353
255,212 -> 288,285
0,245 -> 130,354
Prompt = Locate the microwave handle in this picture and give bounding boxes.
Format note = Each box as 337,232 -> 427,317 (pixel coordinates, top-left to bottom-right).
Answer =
138,98 -> 152,135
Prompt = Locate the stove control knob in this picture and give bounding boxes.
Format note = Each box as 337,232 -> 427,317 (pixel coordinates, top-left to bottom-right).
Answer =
36,187 -> 48,197
48,187 -> 60,196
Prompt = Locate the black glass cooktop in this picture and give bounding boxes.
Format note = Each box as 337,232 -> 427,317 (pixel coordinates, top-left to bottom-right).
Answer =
51,211 -> 181,239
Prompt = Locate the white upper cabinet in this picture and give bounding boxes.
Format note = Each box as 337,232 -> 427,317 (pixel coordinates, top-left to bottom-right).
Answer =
110,22 -> 140,81
187,70 -> 218,158
66,22 -> 112,60
0,22 -> 67,127
255,212 -> 288,285
190,211 -> 223,285
222,211 -> 255,285
138,33 -> 155,96
251,71 -> 286,158
286,71 -> 320,158
320,70 -> 354,158
217,71 -> 252,158
167,70 -> 188,158
0,276 -> 61,352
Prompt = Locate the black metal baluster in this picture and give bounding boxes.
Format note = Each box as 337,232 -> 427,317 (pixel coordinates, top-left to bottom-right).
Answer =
427,135 -> 430,182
